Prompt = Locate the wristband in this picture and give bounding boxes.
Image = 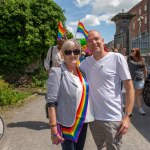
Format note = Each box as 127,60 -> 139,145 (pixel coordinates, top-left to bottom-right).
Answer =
51,132 -> 59,139
49,123 -> 57,128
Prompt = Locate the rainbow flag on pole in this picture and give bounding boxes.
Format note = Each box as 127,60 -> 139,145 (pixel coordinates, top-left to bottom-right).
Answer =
57,21 -> 66,40
77,22 -> 88,39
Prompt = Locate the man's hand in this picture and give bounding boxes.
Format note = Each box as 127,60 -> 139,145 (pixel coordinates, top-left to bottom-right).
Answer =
117,116 -> 130,137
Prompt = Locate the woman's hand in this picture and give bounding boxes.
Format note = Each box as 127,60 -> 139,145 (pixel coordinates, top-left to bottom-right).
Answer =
51,132 -> 64,145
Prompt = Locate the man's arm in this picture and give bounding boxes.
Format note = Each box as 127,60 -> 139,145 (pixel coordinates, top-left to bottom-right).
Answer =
117,79 -> 135,136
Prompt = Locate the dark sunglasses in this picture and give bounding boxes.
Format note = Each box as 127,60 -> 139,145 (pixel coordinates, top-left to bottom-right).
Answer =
131,50 -> 135,52
64,49 -> 80,55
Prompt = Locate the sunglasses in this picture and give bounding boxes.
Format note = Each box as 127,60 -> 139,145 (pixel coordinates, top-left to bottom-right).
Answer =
64,49 -> 80,55
131,50 -> 135,52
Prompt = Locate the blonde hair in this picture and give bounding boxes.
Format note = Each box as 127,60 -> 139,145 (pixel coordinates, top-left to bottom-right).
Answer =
62,39 -> 81,52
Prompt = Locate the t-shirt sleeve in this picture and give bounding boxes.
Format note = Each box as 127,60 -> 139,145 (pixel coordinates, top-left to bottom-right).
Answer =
117,54 -> 131,81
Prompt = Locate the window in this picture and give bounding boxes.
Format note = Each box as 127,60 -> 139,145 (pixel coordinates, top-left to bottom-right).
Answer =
145,16 -> 147,24
138,9 -> 141,15
144,4 -> 147,11
133,22 -> 135,30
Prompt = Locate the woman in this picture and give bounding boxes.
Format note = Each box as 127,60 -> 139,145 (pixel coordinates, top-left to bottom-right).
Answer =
127,48 -> 147,115
46,39 -> 94,150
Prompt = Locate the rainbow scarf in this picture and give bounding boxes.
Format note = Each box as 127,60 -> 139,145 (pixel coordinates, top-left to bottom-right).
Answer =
61,67 -> 89,142
77,22 -> 88,39
57,21 -> 66,40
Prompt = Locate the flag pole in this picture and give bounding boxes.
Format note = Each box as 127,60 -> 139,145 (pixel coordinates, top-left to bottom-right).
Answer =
75,20 -> 80,39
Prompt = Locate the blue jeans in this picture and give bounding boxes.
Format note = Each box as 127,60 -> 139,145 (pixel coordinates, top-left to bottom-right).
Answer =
61,123 -> 88,150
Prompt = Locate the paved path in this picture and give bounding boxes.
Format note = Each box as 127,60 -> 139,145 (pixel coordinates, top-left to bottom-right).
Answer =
0,93 -> 150,150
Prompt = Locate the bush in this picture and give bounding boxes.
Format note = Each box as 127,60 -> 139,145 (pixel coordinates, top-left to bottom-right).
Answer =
30,66 -> 48,88
0,76 -> 30,106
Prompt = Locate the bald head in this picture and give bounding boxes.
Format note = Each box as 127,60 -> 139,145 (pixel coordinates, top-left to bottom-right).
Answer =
88,30 -> 101,38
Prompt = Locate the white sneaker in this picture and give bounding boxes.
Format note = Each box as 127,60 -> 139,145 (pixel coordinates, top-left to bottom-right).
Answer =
138,108 -> 146,115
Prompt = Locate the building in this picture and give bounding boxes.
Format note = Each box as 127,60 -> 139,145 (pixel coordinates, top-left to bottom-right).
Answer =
128,0 -> 149,38
112,0 -> 150,55
111,13 -> 135,54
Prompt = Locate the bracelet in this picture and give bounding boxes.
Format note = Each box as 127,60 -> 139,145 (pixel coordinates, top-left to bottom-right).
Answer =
51,132 -> 59,139
49,123 -> 57,128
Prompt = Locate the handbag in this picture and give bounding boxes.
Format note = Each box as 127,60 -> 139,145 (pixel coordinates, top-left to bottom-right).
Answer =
49,46 -> 53,69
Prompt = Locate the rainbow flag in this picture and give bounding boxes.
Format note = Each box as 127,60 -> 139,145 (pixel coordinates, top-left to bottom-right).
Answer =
61,67 -> 89,142
77,22 -> 88,39
57,21 -> 66,40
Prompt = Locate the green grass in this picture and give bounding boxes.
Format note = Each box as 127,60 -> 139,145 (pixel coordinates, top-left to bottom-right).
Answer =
0,77 -> 30,106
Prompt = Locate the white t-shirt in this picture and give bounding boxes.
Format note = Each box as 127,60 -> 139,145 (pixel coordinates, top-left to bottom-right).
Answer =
67,72 -> 94,123
80,52 -> 131,121
44,45 -> 63,70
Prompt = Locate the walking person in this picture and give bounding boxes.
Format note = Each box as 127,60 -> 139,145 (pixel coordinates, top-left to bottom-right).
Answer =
46,39 -> 94,150
44,36 -> 67,73
127,48 -> 147,115
80,30 -> 135,150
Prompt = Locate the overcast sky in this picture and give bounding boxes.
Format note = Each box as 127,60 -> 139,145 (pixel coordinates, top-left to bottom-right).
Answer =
54,0 -> 142,43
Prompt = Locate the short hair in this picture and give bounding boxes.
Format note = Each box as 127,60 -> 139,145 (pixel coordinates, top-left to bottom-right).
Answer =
62,39 -> 81,51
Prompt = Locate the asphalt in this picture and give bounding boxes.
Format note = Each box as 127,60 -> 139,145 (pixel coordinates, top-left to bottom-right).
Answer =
0,92 -> 150,150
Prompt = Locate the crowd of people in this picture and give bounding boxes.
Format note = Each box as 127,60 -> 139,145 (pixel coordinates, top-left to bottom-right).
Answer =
44,29 -> 148,150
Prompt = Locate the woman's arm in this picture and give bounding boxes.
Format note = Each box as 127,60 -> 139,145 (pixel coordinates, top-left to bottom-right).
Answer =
46,67 -> 64,144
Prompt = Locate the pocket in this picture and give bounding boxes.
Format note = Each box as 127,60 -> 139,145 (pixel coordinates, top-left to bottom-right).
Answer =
109,121 -> 120,131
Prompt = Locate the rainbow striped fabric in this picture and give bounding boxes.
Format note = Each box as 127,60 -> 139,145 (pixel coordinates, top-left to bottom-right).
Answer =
57,21 -> 66,40
61,67 -> 89,142
77,22 -> 88,39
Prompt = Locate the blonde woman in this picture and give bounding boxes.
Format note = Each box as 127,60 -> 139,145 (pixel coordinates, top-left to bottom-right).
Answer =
46,39 -> 94,150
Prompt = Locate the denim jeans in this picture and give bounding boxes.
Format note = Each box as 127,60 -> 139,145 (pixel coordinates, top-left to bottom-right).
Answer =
61,123 -> 88,150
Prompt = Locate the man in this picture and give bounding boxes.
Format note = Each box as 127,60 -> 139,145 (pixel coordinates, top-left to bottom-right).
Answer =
80,30 -> 135,150
44,36 -> 66,73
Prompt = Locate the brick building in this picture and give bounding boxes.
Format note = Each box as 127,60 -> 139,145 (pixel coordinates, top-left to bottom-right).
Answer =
111,0 -> 150,54
128,0 -> 150,38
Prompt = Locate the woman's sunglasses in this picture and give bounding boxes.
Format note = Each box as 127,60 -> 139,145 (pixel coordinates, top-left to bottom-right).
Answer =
131,50 -> 135,52
64,49 -> 80,55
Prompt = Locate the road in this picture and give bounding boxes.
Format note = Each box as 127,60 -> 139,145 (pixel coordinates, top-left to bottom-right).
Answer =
0,92 -> 150,150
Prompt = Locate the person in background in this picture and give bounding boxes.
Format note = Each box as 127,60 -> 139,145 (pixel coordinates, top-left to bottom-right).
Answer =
79,50 -> 86,62
44,36 -> 67,73
127,48 -> 147,115
114,48 -> 118,53
80,30 -> 135,150
46,39 -> 94,150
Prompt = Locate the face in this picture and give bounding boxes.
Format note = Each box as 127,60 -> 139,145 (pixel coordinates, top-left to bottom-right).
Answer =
62,42 -> 81,66
87,31 -> 104,54
57,37 -> 66,47
130,49 -> 136,56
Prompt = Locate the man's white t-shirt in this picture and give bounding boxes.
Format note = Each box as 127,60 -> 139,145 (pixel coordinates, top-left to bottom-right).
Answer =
80,52 -> 131,121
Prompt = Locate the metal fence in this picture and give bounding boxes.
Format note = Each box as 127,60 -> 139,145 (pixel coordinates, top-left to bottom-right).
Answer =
130,33 -> 150,55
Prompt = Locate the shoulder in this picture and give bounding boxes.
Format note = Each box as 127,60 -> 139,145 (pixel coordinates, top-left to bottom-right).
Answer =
80,55 -> 92,69
108,52 -> 124,60
49,67 -> 61,77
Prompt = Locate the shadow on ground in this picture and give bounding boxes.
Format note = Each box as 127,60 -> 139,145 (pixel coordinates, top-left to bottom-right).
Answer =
7,121 -> 49,130
122,92 -> 150,143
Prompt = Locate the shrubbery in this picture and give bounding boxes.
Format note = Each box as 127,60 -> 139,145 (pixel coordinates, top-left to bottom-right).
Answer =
0,77 -> 30,106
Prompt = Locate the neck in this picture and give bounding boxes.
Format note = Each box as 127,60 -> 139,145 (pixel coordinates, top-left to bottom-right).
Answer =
65,63 -> 78,75
57,45 -> 62,50
93,51 -> 108,61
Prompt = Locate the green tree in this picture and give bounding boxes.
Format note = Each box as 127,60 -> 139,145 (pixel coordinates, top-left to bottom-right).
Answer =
0,0 -> 66,74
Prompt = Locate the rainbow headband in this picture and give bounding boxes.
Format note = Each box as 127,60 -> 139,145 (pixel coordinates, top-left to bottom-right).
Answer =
61,67 -> 89,142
